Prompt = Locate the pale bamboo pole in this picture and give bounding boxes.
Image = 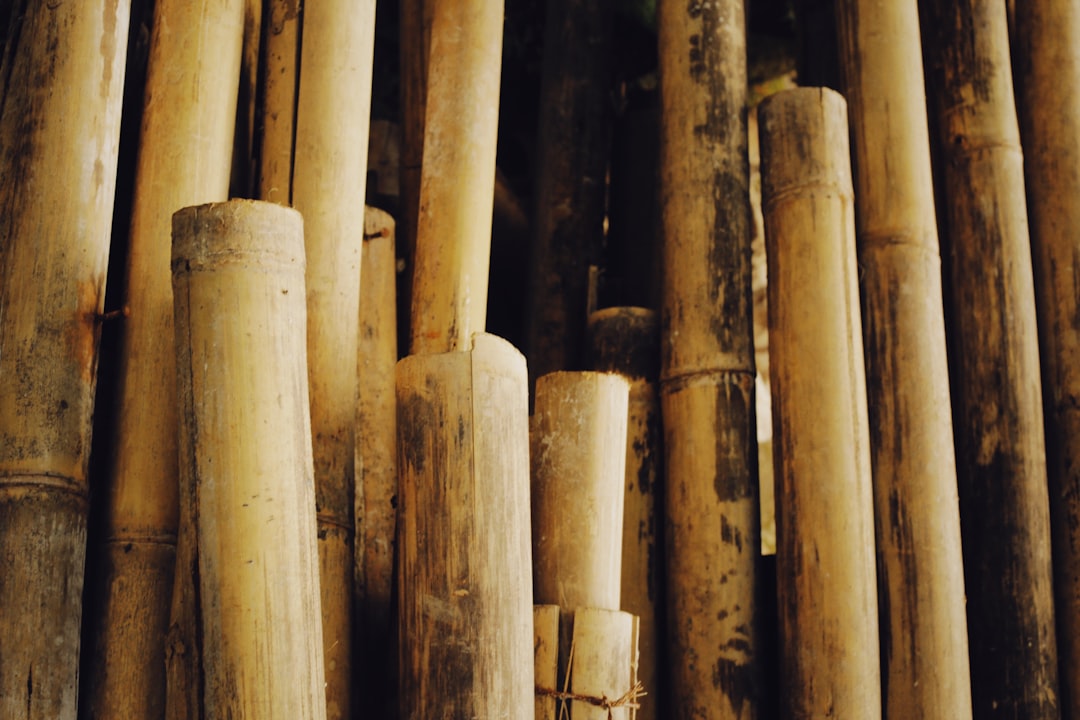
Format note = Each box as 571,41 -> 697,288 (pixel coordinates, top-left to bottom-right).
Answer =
171,200 -> 326,720
759,87 -> 881,720
535,604 -> 561,720
257,0 -> 301,203
408,0 -> 503,354
920,1 -> 1061,716
568,608 -> 640,720
657,0 -> 761,714
0,3 -> 129,717
1013,4 -> 1080,715
833,2 -> 972,717
396,334 -> 534,718
84,3 -> 243,717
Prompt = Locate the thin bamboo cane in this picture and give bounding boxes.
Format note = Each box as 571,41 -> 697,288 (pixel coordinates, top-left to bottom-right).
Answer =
85,3 -> 243,717
408,0 -> 503,354
657,0 -> 761,715
759,86 -> 881,720
535,604 -> 561,720
920,1 -> 1060,715
171,200 -> 326,720
0,3 -> 129,717
1012,4 -> 1080,715
833,2 -> 972,717
257,0 -> 301,203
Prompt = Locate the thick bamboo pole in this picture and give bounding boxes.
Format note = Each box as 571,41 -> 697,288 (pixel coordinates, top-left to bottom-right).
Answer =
920,1 -> 1060,716
0,3 -> 129,717
759,87 -> 881,720
408,0 -> 503,354
171,200 -> 326,720
85,3 -> 243,717
396,334 -> 534,718
1013,4 -> 1080,715
657,0 -> 760,715
833,2 -> 972,717
568,608 -> 640,720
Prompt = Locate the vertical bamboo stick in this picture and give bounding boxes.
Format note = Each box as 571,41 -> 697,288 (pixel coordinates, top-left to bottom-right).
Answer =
759,87 -> 881,720
568,608 -> 640,720
535,604 -> 561,720
657,0 -> 760,715
396,334 -> 534,718
833,2 -> 972,717
85,3 -> 243,717
1013,4 -> 1080,716
0,3 -> 129,717
920,1 -> 1061,716
408,0 -> 503,354
171,200 -> 326,720
230,0 -> 262,198
257,0 -> 301,203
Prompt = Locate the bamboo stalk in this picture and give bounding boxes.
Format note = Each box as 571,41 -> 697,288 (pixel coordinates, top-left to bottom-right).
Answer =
535,604 -> 561,720
657,0 -> 761,715
1012,4 -> 1080,716
920,1 -> 1061,716
568,608 -> 640,720
833,2 -> 972,717
758,86 -> 881,720
396,334 -> 534,718
0,3 -> 129,717
408,0 -> 503,354
257,0 -> 301,203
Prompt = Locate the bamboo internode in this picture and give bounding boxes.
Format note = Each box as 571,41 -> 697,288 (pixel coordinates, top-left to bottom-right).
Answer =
759,86 -> 881,720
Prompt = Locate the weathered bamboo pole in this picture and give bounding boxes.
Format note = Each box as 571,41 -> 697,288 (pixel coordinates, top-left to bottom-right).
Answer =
257,0 -> 301,203
586,307 -> 663,720
535,604 -> 562,720
657,0 -> 761,715
396,334 -> 534,718
0,3 -> 129,717
920,1 -> 1061,716
759,87 -> 881,720
84,3 -> 243,717
171,200 -> 326,720
408,0 -> 503,354
833,2 -> 972,717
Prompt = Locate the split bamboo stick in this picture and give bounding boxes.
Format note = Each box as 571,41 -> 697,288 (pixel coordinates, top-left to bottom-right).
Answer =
0,3 -> 129,717
170,200 -> 326,720
834,2 -> 972,717
85,3 -> 243,717
396,333 -> 534,718
657,0 -> 761,715
535,604 -> 561,720
758,86 -> 881,720
920,1 -> 1061,715
408,0 -> 503,354
1012,4 -> 1080,715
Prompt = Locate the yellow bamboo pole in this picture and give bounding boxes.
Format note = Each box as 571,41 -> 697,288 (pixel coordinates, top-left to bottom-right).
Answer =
0,3 -> 129,717
833,2 -> 972,717
535,604 -> 561,720
568,608 -> 640,720
759,86 -> 881,720
257,0 -> 301,203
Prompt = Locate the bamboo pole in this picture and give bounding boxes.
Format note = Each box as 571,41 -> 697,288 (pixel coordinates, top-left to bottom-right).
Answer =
1012,4 -> 1080,716
408,0 -> 503,354
257,0 -> 301,203
657,0 -> 761,715
535,604 -> 561,720
170,200 -> 326,720
833,2 -> 972,717
568,608 -> 640,720
586,307 -> 663,720
84,3 -> 243,717
396,333 -> 534,718
758,86 -> 881,720
0,3 -> 129,717
920,1 -> 1061,716
229,0 -> 262,198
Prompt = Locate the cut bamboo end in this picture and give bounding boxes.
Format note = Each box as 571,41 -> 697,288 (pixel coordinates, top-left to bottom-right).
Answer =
758,87 -> 881,719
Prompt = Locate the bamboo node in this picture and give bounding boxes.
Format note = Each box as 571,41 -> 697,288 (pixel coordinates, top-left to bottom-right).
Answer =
535,641 -> 645,720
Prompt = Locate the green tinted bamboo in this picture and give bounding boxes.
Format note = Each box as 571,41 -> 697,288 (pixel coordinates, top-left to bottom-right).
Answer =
1013,4 -> 1080,715
535,604 -> 561,720
834,2 -> 972,717
257,0 -> 301,203
171,200 -> 326,720
0,3 -> 129,717
657,0 -> 760,715
920,1 -> 1060,715
396,334 -> 534,718
759,87 -> 881,720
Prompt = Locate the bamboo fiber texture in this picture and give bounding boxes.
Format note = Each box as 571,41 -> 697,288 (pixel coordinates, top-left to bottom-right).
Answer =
920,1 -> 1060,715
169,200 -> 326,720
834,1 -> 972,717
0,3 -> 129,717
1013,4 -> 1080,716
657,0 -> 760,715
759,87 -> 881,720
396,334 -> 534,719
86,3 -> 243,717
